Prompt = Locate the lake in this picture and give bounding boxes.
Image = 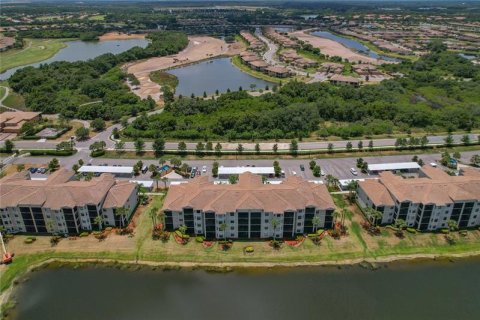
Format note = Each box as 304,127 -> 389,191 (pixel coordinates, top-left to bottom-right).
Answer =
9,258 -> 480,320
167,57 -> 273,96
311,31 -> 399,62
0,39 -> 149,80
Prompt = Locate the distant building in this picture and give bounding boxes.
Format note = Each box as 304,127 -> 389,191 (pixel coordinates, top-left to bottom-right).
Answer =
0,169 -> 138,234
367,162 -> 421,175
78,165 -> 134,178
0,36 -> 15,52
357,166 -> 480,230
162,173 -> 336,239
329,74 -> 361,86
0,111 -> 41,134
265,66 -> 291,78
217,167 -> 275,179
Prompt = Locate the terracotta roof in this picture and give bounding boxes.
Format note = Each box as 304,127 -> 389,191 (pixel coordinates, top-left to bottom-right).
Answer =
329,74 -> 360,83
0,168 -> 136,209
265,66 -> 291,74
162,172 -> 335,213
0,111 -> 41,126
359,168 -> 480,206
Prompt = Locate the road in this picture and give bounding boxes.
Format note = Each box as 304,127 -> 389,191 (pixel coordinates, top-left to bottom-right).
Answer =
255,29 -> 278,66
11,149 -> 480,182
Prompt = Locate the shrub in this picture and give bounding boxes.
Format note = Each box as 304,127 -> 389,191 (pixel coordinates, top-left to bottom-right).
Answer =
29,149 -> 75,156
24,236 -> 36,244
79,232 -> 89,237
90,150 -> 106,157
105,227 -> 113,231
307,233 -> 318,238
441,229 -> 450,234
406,227 -> 417,234
244,246 -> 254,253
195,236 -> 205,243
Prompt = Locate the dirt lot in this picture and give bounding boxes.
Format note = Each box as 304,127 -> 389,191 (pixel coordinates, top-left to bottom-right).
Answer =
99,32 -> 146,41
126,36 -> 245,101
291,30 -> 386,65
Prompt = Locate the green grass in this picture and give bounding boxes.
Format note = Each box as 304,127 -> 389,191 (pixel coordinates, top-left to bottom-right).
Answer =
88,15 -> 105,21
0,86 -> 6,100
149,71 -> 179,89
231,55 -> 284,84
0,38 -> 70,73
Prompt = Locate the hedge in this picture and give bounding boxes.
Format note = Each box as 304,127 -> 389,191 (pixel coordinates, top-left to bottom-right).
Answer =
28,149 -> 76,156
90,150 -> 106,157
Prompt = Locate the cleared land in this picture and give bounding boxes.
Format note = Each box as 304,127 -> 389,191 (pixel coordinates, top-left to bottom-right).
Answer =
2,194 -> 480,296
291,30 -> 387,65
98,32 -> 146,41
126,36 -> 244,101
0,38 -> 68,73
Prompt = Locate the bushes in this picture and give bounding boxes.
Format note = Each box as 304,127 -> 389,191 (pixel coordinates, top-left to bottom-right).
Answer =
24,236 -> 36,244
195,236 -> 205,243
79,232 -> 89,237
28,149 -> 75,156
90,150 -> 106,157
406,227 -> 417,234
244,246 -> 254,253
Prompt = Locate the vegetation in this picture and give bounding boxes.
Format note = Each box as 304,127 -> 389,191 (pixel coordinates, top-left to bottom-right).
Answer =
9,31 -> 189,120
124,49 -> 480,141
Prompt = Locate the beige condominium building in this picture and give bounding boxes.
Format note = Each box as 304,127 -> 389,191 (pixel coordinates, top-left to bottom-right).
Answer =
162,172 -> 336,239
357,166 -> 480,231
0,168 -> 138,235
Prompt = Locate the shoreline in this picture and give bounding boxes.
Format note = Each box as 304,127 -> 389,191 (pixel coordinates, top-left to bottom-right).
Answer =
2,249 -> 480,306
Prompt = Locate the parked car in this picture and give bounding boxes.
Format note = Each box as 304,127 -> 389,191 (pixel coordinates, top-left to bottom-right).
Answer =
430,162 -> 437,167
38,168 -> 47,174
28,167 -> 37,174
292,171 -> 297,176
321,169 -> 326,176
202,165 -> 207,173
300,164 -> 305,171
350,168 -> 358,176
190,168 -> 197,178
141,166 -> 148,174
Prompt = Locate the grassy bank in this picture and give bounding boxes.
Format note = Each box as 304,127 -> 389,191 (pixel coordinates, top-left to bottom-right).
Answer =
149,70 -> 179,89
0,38 -> 71,73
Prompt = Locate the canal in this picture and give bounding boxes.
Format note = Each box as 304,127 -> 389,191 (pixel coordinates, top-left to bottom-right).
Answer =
0,39 -> 149,80
167,57 -> 274,97
8,258 -> 480,320
311,31 -> 399,62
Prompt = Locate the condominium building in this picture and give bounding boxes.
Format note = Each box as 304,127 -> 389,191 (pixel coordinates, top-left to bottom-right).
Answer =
357,166 -> 480,230
0,168 -> 138,235
161,172 -> 336,239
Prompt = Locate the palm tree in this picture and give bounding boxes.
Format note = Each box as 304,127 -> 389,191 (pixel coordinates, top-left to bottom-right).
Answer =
219,223 -> 227,241
153,174 -> 160,191
271,217 -> 280,241
94,215 -> 103,230
149,206 -> 159,227
447,219 -> 458,232
312,215 -> 321,233
367,208 -> 383,226
161,176 -> 168,189
115,207 -> 129,228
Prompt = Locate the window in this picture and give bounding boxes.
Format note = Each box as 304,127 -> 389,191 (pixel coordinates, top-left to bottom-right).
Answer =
230,226 -> 234,230
196,216 -> 201,221
230,220 -> 234,224
230,213 -> 234,217
197,224 -> 201,228
264,219 -> 269,223
297,216 -> 302,220
297,222 -> 302,226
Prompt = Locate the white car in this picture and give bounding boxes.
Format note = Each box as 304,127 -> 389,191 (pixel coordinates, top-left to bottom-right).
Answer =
292,171 -> 297,176
430,162 -> 437,167
320,169 -> 326,176
202,165 -> 207,173
350,168 -> 358,176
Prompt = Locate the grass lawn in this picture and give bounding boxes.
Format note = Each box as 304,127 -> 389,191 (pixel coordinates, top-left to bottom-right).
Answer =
2,195 -> 480,296
88,15 -> 106,21
0,38 -> 70,73
0,82 -> 26,111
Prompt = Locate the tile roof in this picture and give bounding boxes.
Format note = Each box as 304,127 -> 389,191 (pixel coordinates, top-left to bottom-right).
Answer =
162,172 -> 335,213
0,168 -> 136,209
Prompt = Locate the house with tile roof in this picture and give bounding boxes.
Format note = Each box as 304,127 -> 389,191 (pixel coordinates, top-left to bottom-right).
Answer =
162,172 -> 336,239
357,166 -> 480,230
0,168 -> 138,235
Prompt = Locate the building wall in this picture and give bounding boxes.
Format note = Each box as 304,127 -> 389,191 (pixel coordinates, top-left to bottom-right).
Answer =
164,206 -> 333,239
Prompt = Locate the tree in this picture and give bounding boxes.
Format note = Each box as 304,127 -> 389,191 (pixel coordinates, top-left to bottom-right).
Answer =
212,161 -> 219,177
236,143 -> 244,154
328,143 -> 334,153
48,158 -> 59,172
93,215 -> 103,230
361,161 -> 368,174
152,137 -> 165,157
219,222 -> 227,241
16,164 -> 25,172
134,138 -> 145,154
112,127 -> 120,139
116,207 -> 129,229
195,142 -> 205,157
309,160 -> 316,170
178,224 -> 187,235
394,218 -> 407,237
453,151 -> 461,160
75,127 -> 90,141
214,142 -> 222,157
273,143 -> 278,154
447,219 -> 458,232
170,157 -> 181,168
325,174 -> 338,189
312,215 -> 321,233
152,174 -> 160,191
356,158 -> 364,168
149,164 -> 158,177
4,139 -> 14,153
420,136 -> 429,148
290,139 -> 298,156
178,141 -> 187,156
273,161 -> 282,177
444,134 -> 454,147
228,175 -> 239,184
368,140 -> 374,151
312,165 -> 321,177
357,140 -> 363,151
78,159 -> 84,166
89,141 -> 106,152
367,208 -> 383,226
271,217 -> 280,241
206,141 -> 213,151
161,176 -> 168,189
255,143 -> 260,154
72,164 -> 79,173
346,141 -> 353,151
470,155 -> 480,167
461,134 -> 470,146
56,141 -> 73,151
149,206 -> 158,227
417,158 -> 424,166
91,118 -> 106,132
114,141 -> 125,153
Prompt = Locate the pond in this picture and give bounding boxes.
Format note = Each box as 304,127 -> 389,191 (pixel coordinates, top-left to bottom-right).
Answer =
0,39 -> 149,80
311,31 -> 400,62
9,258 -> 480,320
167,57 -> 274,97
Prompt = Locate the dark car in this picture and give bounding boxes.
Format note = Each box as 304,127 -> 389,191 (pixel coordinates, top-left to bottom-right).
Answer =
300,164 -> 305,171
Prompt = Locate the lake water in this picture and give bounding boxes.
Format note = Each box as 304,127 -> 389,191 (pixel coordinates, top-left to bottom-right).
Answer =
9,258 -> 480,320
167,57 -> 273,96
311,31 -> 399,62
0,39 -> 149,80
